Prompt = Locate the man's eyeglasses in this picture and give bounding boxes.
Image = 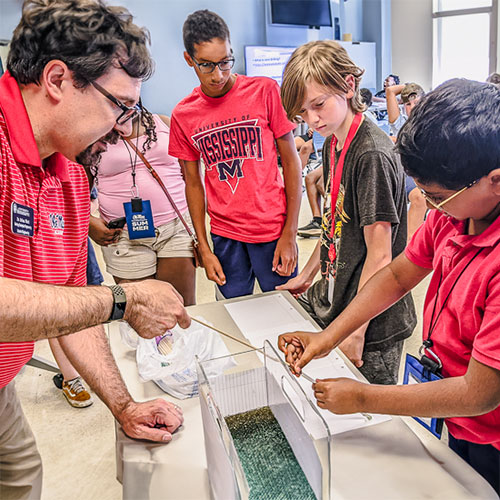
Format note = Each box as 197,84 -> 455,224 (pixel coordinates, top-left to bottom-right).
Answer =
192,57 -> 235,74
91,81 -> 141,125
420,179 -> 479,211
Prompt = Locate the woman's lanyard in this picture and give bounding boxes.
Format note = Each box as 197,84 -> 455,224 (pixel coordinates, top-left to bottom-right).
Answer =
328,112 -> 363,263
123,131 -> 143,212
420,246 -> 484,371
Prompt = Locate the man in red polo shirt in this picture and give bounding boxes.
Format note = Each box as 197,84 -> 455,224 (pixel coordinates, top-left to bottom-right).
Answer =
0,1 -> 190,498
278,79 -> 500,494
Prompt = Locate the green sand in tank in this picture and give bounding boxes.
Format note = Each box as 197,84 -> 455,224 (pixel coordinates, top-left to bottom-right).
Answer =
225,407 -> 316,500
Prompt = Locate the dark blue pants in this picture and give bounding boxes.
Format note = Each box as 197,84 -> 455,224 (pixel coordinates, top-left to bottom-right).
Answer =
449,434 -> 500,494
86,238 -> 103,286
212,234 -> 297,299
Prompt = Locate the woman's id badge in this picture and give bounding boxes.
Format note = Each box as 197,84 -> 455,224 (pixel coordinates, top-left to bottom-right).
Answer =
123,198 -> 155,240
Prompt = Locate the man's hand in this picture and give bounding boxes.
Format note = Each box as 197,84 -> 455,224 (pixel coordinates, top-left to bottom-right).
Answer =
122,280 -> 191,338
313,378 -> 366,413
275,273 -> 312,297
117,399 -> 184,442
89,215 -> 121,246
338,329 -> 365,368
272,233 -> 297,277
201,248 -> 226,286
278,331 -> 334,375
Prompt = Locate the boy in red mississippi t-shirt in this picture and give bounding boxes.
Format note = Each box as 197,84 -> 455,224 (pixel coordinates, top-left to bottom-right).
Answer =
279,79 -> 500,494
169,9 -> 301,299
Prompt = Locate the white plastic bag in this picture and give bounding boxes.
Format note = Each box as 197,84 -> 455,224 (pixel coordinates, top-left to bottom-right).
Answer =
119,321 -> 140,349
135,318 -> 235,399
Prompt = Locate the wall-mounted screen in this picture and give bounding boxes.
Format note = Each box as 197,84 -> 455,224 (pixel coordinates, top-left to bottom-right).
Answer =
244,46 -> 296,86
271,0 -> 332,27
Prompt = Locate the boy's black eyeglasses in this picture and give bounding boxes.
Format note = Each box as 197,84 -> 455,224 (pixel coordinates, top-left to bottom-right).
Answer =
192,57 -> 235,74
91,81 -> 141,125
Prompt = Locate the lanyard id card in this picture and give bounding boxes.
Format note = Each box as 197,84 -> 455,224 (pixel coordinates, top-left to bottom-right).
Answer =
403,353 -> 444,438
122,133 -> 155,240
124,198 -> 155,239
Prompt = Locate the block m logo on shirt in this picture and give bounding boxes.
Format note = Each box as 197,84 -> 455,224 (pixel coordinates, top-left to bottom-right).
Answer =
192,119 -> 263,194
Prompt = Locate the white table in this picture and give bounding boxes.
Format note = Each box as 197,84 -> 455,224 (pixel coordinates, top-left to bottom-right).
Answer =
110,291 -> 497,500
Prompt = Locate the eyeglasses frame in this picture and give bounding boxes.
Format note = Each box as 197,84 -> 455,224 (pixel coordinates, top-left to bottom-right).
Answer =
420,179 -> 479,211
191,56 -> 235,74
90,81 -> 141,125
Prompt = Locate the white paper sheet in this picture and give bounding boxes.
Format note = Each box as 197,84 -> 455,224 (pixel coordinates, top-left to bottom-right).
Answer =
224,294 -> 391,437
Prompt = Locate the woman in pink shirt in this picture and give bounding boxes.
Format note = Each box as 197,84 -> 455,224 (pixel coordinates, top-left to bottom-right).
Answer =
89,107 -> 196,305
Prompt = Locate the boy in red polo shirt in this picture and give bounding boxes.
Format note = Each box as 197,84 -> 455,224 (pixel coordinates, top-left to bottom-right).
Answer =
169,9 -> 301,299
279,79 -> 500,493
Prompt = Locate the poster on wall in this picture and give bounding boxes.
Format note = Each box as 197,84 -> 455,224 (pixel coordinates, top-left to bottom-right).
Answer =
244,46 -> 295,86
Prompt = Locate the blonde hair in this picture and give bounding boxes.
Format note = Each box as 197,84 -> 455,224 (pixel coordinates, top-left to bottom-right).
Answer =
280,40 -> 365,121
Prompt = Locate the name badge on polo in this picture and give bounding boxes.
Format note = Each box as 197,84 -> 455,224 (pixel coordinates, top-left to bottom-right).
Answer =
11,202 -> 34,237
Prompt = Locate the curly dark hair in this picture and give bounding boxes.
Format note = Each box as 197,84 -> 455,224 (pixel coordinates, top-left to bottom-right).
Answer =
139,105 -> 157,153
183,9 -> 230,57
8,0 -> 153,87
396,79 -> 500,190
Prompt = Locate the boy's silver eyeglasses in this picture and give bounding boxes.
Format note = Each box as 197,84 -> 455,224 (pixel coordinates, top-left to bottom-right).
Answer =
192,57 -> 235,74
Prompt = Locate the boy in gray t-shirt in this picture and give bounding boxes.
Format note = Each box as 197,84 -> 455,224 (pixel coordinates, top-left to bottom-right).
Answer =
279,41 -> 416,384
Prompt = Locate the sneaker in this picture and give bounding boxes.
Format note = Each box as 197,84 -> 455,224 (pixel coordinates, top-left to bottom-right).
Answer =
61,377 -> 93,408
298,219 -> 322,238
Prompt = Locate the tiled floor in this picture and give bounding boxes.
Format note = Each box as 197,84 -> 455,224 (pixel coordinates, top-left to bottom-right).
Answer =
15,197 -> 428,500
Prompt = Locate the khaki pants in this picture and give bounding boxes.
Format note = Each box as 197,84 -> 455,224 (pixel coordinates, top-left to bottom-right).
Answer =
0,382 -> 42,500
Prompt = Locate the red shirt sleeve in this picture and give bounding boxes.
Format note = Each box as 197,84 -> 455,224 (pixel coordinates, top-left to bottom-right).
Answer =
265,80 -> 296,139
168,111 -> 201,162
405,210 -> 439,269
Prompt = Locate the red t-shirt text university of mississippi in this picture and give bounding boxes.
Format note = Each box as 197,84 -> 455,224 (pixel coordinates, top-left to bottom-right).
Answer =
169,75 -> 296,244
0,71 -> 90,388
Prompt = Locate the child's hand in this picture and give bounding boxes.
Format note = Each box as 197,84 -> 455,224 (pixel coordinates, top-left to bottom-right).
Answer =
275,273 -> 312,297
201,250 -> 226,286
272,233 -> 297,276
313,378 -> 365,414
278,330 -> 333,375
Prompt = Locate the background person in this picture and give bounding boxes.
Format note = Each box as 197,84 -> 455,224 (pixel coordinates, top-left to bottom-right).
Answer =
386,82 -> 428,240
90,107 -> 196,305
372,73 -> 400,102
486,72 -> 500,86
386,82 -> 425,136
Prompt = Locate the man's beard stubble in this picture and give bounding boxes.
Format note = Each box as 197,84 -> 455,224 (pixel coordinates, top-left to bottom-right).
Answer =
75,129 -> 121,168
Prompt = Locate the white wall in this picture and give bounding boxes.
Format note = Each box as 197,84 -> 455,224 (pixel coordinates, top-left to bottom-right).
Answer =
0,0 -> 23,40
0,0 -> 267,114
391,0 -> 432,91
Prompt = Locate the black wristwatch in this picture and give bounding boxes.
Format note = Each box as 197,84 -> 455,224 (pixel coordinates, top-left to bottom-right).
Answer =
106,285 -> 127,322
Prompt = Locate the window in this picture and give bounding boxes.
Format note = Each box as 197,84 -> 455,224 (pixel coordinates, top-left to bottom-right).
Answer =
432,0 -> 498,86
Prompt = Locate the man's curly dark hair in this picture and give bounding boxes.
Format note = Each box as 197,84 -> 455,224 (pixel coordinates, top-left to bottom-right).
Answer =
8,0 -> 153,87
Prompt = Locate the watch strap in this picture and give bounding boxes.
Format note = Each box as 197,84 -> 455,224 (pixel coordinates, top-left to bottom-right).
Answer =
106,284 -> 127,322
